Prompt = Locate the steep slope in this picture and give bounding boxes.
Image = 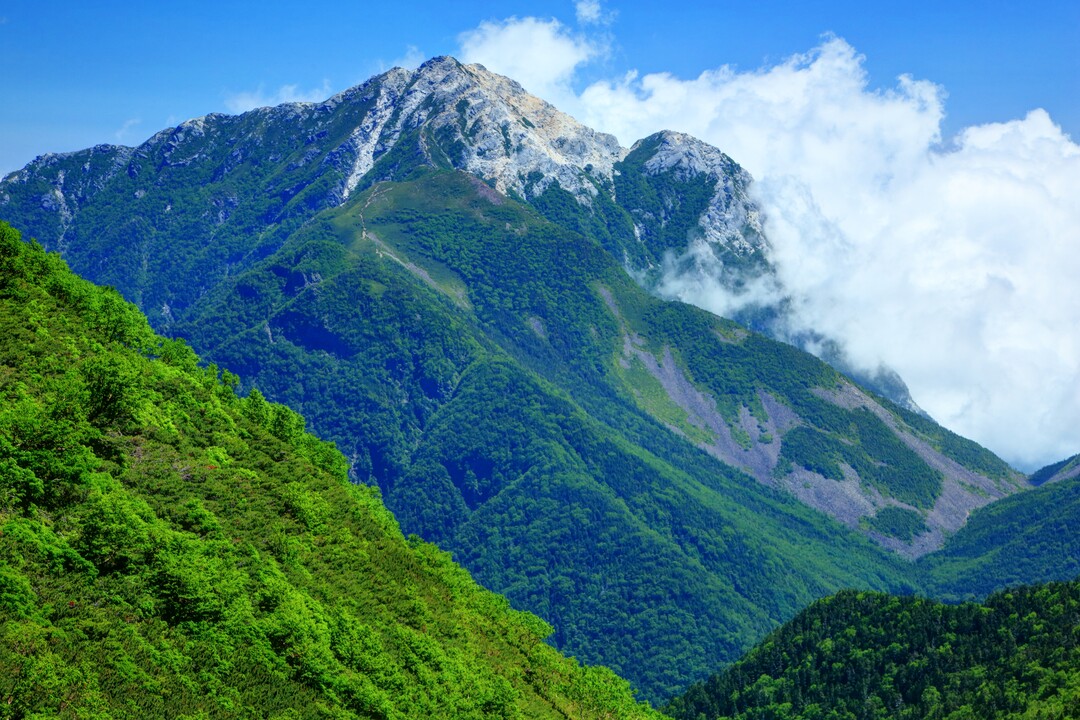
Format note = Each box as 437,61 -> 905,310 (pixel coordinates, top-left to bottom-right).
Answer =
0,222 -> 663,719
0,58 -> 1023,699
165,169 -> 925,701
612,130 -> 771,292
0,58 -> 1020,553
919,469 -> 1080,601
664,581 -> 1080,720
1028,453 -> 1080,486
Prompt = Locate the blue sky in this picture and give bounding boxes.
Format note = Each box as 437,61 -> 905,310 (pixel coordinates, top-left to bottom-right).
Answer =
1,1 -> 1076,175
3,0 -> 1080,468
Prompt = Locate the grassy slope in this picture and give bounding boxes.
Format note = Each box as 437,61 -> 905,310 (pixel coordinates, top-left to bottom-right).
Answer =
173,171 -> 920,701
0,222 -> 663,719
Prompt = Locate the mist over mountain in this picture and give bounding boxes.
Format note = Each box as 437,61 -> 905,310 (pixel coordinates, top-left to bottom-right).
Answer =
535,36 -> 1080,472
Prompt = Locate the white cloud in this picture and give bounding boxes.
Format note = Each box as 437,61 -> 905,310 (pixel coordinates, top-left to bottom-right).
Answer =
453,13 -> 1080,469
113,117 -> 142,144
391,44 -> 425,71
378,44 -> 426,72
575,0 -> 604,24
567,36 -> 1080,470
457,16 -> 600,109
224,79 -> 333,114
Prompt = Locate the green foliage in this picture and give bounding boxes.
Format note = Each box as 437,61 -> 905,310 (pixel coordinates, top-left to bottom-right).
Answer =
2,157 -> 996,701
1028,453 -> 1080,486
145,172 -> 922,702
612,133 -> 719,261
882,396 -> 1017,481
0,222 -> 663,719
642,304 -> 943,508
920,475 -> 1080,601
0,86 -> 1029,706
867,506 -> 928,542
665,581 -> 1080,720
778,411 -> 943,509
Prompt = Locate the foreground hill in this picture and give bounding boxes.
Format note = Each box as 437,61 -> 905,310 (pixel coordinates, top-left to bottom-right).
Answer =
666,581 -> 1080,720
0,57 -> 1022,699
0,222 -> 663,719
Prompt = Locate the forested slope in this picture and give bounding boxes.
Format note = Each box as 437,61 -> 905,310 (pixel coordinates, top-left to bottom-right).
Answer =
666,581 -> 1080,720
0,222 -> 663,719
919,472 -> 1080,601
170,170 -> 928,700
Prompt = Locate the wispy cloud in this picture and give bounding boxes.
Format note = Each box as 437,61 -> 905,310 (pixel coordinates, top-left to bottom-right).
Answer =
113,117 -> 143,144
457,18 -> 1080,469
387,44 -> 426,71
575,1 -> 608,25
224,80 -> 333,114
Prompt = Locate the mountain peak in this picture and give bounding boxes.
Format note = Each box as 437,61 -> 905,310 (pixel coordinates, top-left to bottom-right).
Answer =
633,129 -> 745,183
620,129 -> 768,271
332,55 -> 626,202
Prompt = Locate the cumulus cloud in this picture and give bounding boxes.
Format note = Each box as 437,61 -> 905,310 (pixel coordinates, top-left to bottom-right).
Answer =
224,79 -> 333,114
591,39 -> 1080,470
457,16 -> 600,109
455,17 -> 1080,469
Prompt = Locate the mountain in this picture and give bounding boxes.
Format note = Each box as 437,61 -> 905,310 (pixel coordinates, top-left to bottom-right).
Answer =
918,466 -> 1080,602
664,580 -> 1080,720
0,222 -> 664,719
609,131 -> 929,417
0,57 -> 1023,700
1028,453 -> 1080,486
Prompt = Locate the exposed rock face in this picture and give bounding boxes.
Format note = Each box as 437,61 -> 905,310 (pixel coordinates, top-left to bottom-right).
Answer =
333,57 -> 627,203
0,56 -> 768,326
637,130 -> 767,263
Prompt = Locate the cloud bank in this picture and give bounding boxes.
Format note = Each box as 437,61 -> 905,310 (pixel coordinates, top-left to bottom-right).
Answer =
457,19 -> 1080,470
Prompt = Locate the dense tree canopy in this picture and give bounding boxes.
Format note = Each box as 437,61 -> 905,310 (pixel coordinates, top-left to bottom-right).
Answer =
666,581 -> 1080,720
0,222 -> 664,719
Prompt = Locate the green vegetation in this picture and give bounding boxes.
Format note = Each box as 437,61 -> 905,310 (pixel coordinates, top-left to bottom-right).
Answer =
641,305 -> 944,508
867,506 -> 928,542
5,167 -> 923,701
0,222 -> 664,719
613,354 -> 716,447
613,134 -> 718,258
1028,453 -> 1080,486
0,97 -> 1020,701
881,396 -> 1017,482
666,581 -> 1080,720
920,475 -> 1080,601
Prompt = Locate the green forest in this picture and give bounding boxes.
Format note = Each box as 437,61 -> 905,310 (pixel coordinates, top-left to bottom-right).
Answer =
0,222 -> 663,719
666,582 -> 1080,720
